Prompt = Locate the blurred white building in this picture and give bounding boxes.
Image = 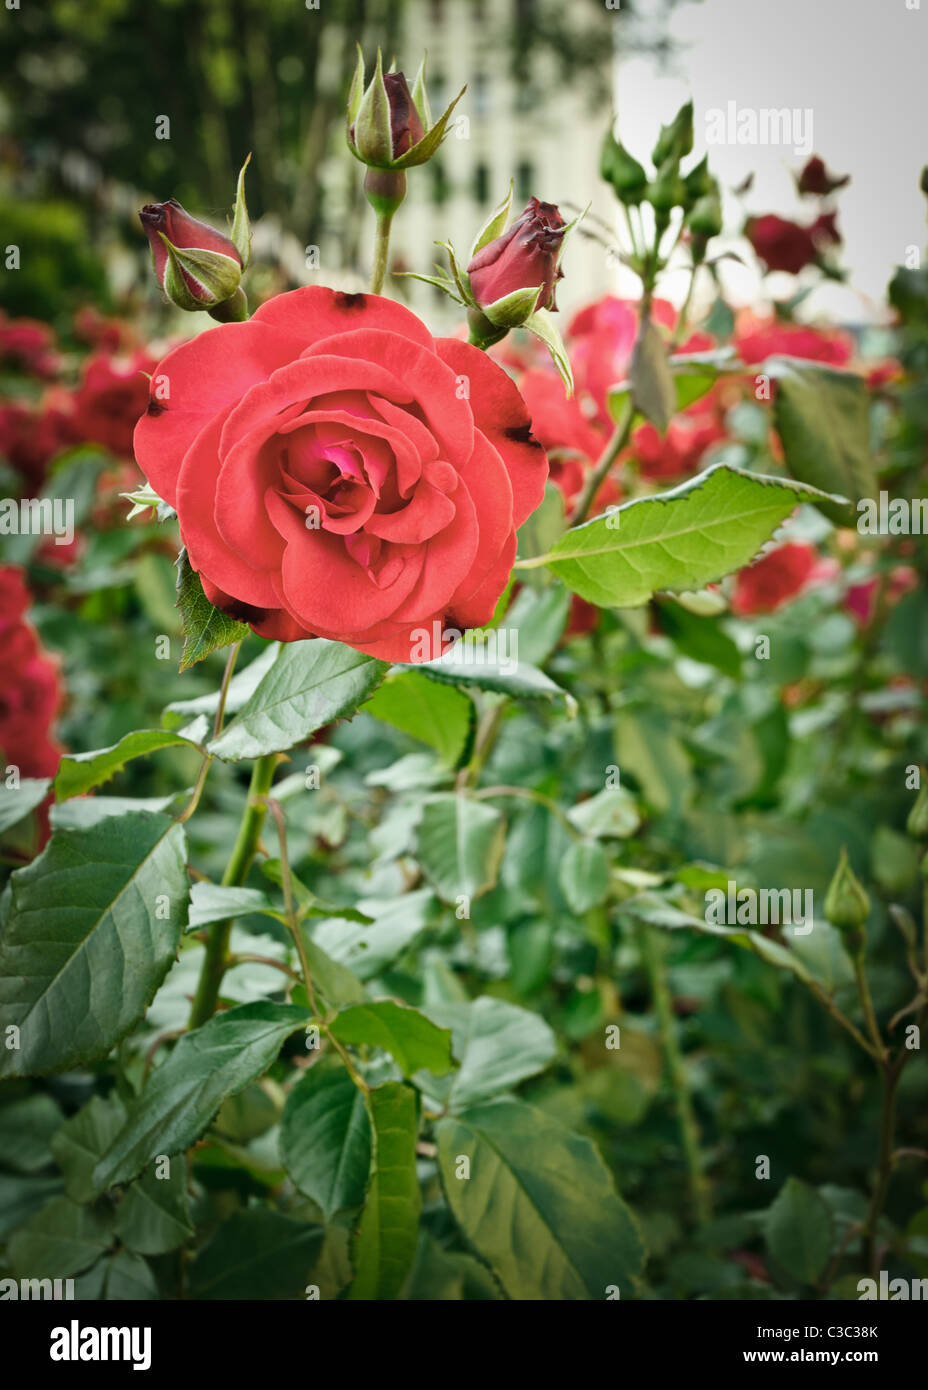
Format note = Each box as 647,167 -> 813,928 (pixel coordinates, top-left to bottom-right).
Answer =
319,0 -> 620,330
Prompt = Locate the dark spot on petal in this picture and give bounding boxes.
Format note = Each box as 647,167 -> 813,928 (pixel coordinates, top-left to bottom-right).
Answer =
505,422 -> 541,447
214,596 -> 268,626
146,398 -> 167,417
335,292 -> 367,311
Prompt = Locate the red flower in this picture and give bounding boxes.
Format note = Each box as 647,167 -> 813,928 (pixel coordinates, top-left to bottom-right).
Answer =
139,199 -> 242,309
734,315 -> 853,367
0,313 -> 59,379
74,306 -> 138,355
73,350 -> 156,458
844,566 -> 917,626
797,157 -> 849,197
731,543 -> 823,615
0,394 -> 77,488
746,215 -> 819,275
811,211 -> 841,247
632,412 -> 726,482
0,567 -> 64,783
133,286 -> 547,660
467,198 -> 567,315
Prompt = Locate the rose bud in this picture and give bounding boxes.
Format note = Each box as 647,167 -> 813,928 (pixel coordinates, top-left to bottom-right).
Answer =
745,214 -> 818,275
600,129 -> 647,206
466,197 -> 567,327
824,848 -> 870,940
347,47 -> 464,172
139,157 -> 251,320
797,156 -> 849,197
906,775 -> 928,840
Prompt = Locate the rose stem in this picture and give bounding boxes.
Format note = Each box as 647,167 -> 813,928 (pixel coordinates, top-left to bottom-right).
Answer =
569,396 -> 636,528
187,750 -> 279,1029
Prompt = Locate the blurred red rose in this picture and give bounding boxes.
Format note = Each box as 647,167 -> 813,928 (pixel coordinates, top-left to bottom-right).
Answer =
73,350 -> 156,458
632,412 -> 727,482
746,215 -> 819,275
844,566 -> 918,626
0,566 -> 64,784
74,306 -> 139,355
731,542 -> 831,615
0,393 -> 78,488
0,313 -> 60,379
734,314 -> 853,367
797,157 -> 849,197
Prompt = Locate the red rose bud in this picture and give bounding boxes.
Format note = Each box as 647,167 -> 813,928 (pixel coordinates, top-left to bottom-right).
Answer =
797,156 -> 849,197
139,158 -> 250,318
347,47 -> 464,172
746,214 -> 818,275
466,198 -> 567,325
811,210 -> 841,247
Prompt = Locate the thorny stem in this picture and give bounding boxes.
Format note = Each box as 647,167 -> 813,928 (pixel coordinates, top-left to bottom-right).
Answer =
187,751 -> 279,1029
854,952 -> 886,1059
639,924 -> 712,1225
263,797 -> 369,1094
176,641 -> 241,824
568,397 -> 636,528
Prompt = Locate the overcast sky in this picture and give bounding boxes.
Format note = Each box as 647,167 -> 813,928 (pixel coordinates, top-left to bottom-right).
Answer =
613,0 -> 927,323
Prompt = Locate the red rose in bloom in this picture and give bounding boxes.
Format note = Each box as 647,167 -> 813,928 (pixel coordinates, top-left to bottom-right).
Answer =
134,286 -> 547,660
0,313 -> 59,379
734,315 -> 853,367
746,215 -> 820,275
731,543 -> 823,615
0,567 -> 64,782
0,395 -> 77,488
74,350 -> 156,458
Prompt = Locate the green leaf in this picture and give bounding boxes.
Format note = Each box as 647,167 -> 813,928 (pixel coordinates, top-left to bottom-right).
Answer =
416,795 -> 506,902
104,1250 -> 160,1299
568,786 -> 640,839
8,1195 -> 113,1278
523,307 -> 574,393
537,464 -> 842,608
559,839 -> 611,913
505,584 -> 571,667
281,1063 -> 372,1219
657,599 -> 741,678
92,1002 -> 308,1192
608,346 -> 738,422
55,728 -> 203,801
299,932 -> 367,1008
768,357 -> 876,521
413,648 -> 575,710
348,1082 -> 421,1300
0,813 -> 189,1078
329,1000 -> 455,1077
0,1094 -> 64,1173
0,1173 -> 66,1240
420,997 -> 557,1110
469,181 -> 514,258
50,1094 -> 126,1203
630,317 -> 676,431
310,890 -> 435,980
208,639 -> 388,761
114,1162 -> 193,1254
0,779 -> 50,834
187,882 -> 285,930
437,1098 -> 645,1299
161,642 -> 280,730
364,669 -> 475,767
175,547 -> 249,670
764,1177 -> 833,1284
188,1209 -> 324,1299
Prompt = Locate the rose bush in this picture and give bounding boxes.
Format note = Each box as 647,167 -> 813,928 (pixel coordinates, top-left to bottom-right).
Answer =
134,285 -> 547,659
